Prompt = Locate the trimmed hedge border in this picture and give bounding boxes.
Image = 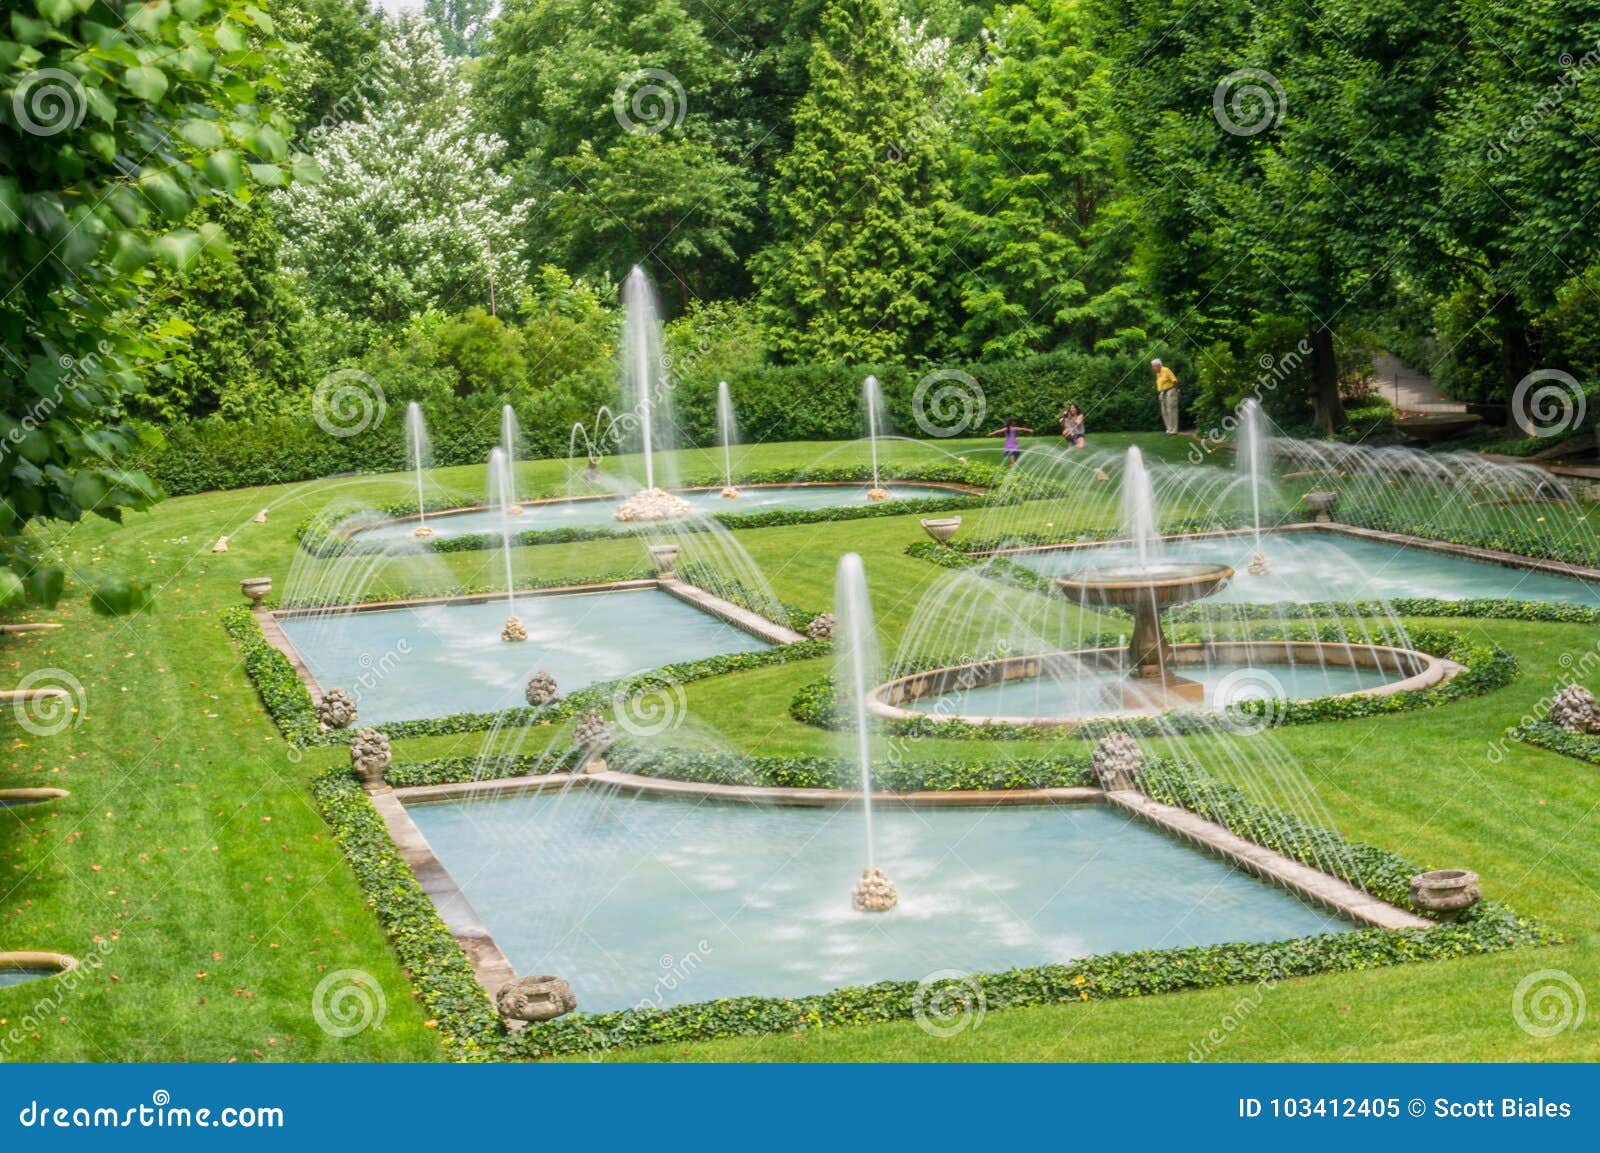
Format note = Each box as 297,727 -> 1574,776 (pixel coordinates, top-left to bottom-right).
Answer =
1338,503 -> 1600,569
1505,719 -> 1600,766
310,746 -> 1551,1061
788,625 -> 1518,741
223,604 -> 830,747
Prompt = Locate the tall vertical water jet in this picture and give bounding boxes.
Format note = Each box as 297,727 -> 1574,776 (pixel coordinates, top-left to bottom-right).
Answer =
405,403 -> 433,539
836,553 -> 896,912
1121,446 -> 1159,569
1240,399 -> 1270,574
862,376 -> 888,501
489,448 -> 525,642
717,380 -> 739,498
501,404 -> 524,515
614,266 -> 689,522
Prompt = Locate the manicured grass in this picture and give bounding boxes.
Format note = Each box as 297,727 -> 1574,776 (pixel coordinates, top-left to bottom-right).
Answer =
3,433 -> 1597,1061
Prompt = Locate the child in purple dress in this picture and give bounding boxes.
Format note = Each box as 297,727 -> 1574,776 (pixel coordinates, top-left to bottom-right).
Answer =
988,420 -> 1035,465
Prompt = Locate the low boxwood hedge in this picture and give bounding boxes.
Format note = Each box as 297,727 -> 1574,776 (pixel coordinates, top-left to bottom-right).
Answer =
1503,719 -> 1600,766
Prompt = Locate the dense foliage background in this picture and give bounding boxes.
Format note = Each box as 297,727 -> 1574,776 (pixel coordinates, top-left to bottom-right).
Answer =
7,0 -> 1600,508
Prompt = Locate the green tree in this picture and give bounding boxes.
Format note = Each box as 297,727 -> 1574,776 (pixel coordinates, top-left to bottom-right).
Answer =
0,0 -> 304,604
425,0 -> 493,56
753,0 -> 947,363
947,0 -> 1149,358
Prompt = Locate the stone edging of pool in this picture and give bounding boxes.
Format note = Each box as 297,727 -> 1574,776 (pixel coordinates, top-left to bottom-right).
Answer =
864,641 -> 1464,729
974,521 -> 1600,584
257,576 -> 806,709
0,952 -> 79,980
374,767 -> 1430,1007
0,787 -> 70,807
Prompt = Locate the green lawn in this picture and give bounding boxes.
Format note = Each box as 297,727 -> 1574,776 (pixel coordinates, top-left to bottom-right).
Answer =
2,433 -> 1596,1061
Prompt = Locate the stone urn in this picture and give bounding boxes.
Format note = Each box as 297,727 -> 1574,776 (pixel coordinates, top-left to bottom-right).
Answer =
253,508 -> 268,524
497,974 -> 577,1022
572,708 -> 615,753
866,487 -> 888,502
920,517 -> 962,545
1410,869 -> 1480,919
317,687 -> 358,730
239,577 -> 272,608
1549,684 -> 1600,734
852,867 -> 898,912
647,543 -> 681,578
525,670 -> 559,708
806,613 -> 835,640
501,616 -> 527,643
1091,732 -> 1144,791
1304,490 -> 1338,524
212,536 -> 228,554
1247,551 -> 1271,576
721,485 -> 739,499
412,524 -> 434,539
349,728 -> 392,792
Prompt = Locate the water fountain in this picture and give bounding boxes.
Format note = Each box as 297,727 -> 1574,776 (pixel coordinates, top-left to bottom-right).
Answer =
501,404 -> 524,515
489,448 -> 525,642
862,376 -> 888,501
614,266 -> 690,522
1239,399 -> 1270,575
836,553 -> 896,912
405,402 -> 433,539
1057,447 -> 1233,708
717,380 -> 739,499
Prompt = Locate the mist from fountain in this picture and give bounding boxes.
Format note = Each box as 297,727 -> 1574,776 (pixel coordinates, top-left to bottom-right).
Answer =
489,448 -> 523,639
1121,446 -> 1161,570
836,553 -> 896,911
405,402 -> 432,538
616,267 -> 689,520
717,381 -> 739,497
862,376 -> 888,500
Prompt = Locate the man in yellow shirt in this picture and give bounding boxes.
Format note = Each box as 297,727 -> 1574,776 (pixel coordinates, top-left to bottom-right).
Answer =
1152,358 -> 1179,434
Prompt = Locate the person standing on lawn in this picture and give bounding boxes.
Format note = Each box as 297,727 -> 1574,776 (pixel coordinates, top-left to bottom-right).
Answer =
1153,358 -> 1180,434
989,420 -> 1035,465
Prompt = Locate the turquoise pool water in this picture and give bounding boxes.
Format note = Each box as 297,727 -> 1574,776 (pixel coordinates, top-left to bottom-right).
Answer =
0,969 -> 56,988
354,483 -> 962,543
904,660 -> 1399,720
407,791 -> 1351,1012
278,589 -> 771,724
1008,531 -> 1600,605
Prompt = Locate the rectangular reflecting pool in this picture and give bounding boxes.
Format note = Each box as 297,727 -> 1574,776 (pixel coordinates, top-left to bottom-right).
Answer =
277,589 -> 772,724
353,484 -> 958,543
1007,530 -> 1600,605
406,790 -> 1352,1013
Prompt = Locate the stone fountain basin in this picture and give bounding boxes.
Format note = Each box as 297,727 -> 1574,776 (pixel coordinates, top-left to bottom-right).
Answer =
1055,561 -> 1235,610
866,640 -> 1461,728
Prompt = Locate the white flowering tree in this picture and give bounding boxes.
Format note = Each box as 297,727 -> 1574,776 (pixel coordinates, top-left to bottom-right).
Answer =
277,17 -> 531,326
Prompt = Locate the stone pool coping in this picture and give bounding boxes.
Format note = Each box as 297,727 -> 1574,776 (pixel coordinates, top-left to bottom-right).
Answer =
863,641 -> 1464,729
341,480 -> 987,539
258,577 -> 805,711
975,521 -> 1600,585
0,787 -> 70,806
0,951 -> 79,975
377,767 -> 1429,1004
